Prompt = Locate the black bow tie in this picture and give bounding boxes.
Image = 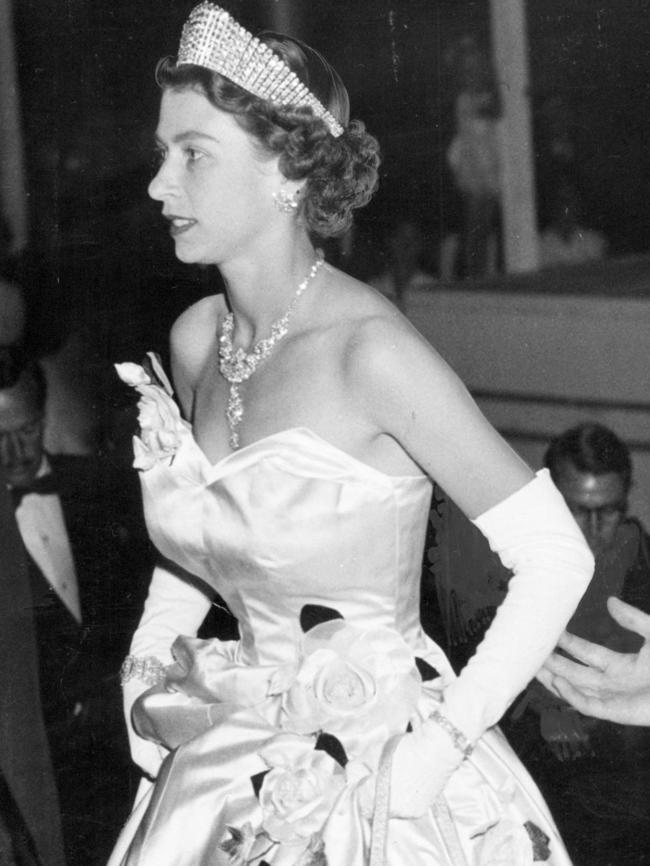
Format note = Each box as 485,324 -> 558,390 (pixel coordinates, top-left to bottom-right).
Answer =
10,474 -> 59,507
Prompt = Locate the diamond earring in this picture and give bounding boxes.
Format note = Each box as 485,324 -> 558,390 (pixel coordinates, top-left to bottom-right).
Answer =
272,188 -> 301,214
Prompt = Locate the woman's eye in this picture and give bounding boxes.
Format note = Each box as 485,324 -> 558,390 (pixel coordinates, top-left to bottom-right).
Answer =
184,147 -> 204,163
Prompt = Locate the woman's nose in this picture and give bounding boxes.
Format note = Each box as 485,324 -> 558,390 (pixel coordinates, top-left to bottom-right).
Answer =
148,159 -> 177,202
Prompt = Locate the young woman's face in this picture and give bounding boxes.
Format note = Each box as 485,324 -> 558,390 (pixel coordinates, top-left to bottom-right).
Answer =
149,88 -> 281,265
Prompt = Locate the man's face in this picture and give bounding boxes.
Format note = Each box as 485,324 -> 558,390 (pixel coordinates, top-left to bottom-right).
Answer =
554,462 -> 628,556
0,380 -> 44,488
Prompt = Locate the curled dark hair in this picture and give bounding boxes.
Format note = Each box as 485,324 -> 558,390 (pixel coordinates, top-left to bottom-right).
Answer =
544,422 -> 632,494
155,34 -> 381,238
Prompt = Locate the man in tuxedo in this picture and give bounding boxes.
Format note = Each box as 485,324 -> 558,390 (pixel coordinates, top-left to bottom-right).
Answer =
0,357 -> 152,864
0,481 -> 66,865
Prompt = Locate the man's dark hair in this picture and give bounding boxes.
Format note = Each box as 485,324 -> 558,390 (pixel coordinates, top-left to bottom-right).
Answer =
544,422 -> 632,494
0,347 -> 47,414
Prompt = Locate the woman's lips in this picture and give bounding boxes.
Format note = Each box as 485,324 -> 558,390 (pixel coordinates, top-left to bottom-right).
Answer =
166,216 -> 197,236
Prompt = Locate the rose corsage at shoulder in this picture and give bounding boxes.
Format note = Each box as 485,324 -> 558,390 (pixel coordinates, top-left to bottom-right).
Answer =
115,351 -> 185,470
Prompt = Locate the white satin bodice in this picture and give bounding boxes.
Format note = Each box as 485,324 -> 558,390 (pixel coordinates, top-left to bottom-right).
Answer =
140,425 -> 443,670
111,363 -> 577,866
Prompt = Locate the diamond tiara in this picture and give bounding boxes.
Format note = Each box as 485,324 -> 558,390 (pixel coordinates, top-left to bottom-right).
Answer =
177,2 -> 344,138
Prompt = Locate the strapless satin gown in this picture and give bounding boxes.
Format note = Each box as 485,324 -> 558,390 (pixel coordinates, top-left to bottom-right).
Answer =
109,421 -> 571,866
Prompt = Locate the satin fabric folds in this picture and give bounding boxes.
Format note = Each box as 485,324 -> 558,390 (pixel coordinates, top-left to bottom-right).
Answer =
109,427 -> 571,866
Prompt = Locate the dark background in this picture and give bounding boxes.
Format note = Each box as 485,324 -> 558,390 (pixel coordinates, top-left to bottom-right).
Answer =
10,0 -> 650,362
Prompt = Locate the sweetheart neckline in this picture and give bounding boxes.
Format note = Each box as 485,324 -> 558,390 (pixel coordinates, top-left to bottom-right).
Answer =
186,425 -> 428,483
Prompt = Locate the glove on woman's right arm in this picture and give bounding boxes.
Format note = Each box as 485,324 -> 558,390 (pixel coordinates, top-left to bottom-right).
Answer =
123,560 -> 212,778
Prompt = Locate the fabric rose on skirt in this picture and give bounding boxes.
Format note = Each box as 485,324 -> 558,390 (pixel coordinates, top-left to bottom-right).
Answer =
474,818 -> 535,866
258,733 -> 346,845
282,620 -> 421,761
115,352 -> 184,470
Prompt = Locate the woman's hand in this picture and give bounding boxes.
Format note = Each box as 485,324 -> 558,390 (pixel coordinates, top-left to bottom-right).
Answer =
388,714 -> 466,818
132,685 -> 214,750
540,597 -> 650,727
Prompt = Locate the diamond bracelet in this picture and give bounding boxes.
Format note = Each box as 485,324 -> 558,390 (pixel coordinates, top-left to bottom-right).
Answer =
430,708 -> 474,759
120,655 -> 167,687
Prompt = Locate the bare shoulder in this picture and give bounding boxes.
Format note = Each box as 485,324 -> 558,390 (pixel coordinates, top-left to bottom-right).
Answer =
333,281 -> 451,400
169,293 -> 226,415
170,294 -> 224,378
329,274 -> 532,514
322,269 -> 456,426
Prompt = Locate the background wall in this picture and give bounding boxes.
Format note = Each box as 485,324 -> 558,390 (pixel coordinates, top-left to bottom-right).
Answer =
407,255 -> 650,525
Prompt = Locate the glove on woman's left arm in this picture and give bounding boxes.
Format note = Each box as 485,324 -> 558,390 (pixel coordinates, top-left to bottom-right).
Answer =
389,469 -> 593,817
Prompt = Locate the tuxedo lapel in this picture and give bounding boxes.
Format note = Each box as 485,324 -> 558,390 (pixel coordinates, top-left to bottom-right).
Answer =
0,485 -> 66,866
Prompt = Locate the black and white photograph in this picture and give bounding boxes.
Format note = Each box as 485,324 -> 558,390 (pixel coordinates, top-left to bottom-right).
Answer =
2,2 -> 650,864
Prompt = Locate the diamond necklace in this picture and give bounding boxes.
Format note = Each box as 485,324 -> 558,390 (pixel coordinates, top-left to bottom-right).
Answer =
218,250 -> 325,450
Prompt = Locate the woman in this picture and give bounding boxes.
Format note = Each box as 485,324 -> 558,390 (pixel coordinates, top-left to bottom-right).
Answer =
111,4 -> 593,864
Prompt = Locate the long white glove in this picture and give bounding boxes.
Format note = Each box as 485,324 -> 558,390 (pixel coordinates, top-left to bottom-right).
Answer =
390,469 -> 594,816
123,558 -> 213,778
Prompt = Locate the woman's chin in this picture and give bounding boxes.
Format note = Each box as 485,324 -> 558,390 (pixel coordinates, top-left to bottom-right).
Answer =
172,244 -> 202,265
172,241 -> 218,267
170,238 -> 190,256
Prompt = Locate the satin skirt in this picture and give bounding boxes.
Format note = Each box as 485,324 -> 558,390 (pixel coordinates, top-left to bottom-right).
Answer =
108,702 -> 571,866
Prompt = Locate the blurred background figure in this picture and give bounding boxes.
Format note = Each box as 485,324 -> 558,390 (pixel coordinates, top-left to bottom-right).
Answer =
423,421 -> 650,866
426,423 -> 650,660
370,217 -> 437,309
444,34 -> 501,279
505,423 -> 650,740
547,423 -> 647,588
538,181 -> 608,269
502,424 -> 650,866
0,351 -> 153,865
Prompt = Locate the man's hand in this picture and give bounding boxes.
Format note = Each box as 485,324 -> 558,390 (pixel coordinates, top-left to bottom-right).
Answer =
539,597 -> 650,727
